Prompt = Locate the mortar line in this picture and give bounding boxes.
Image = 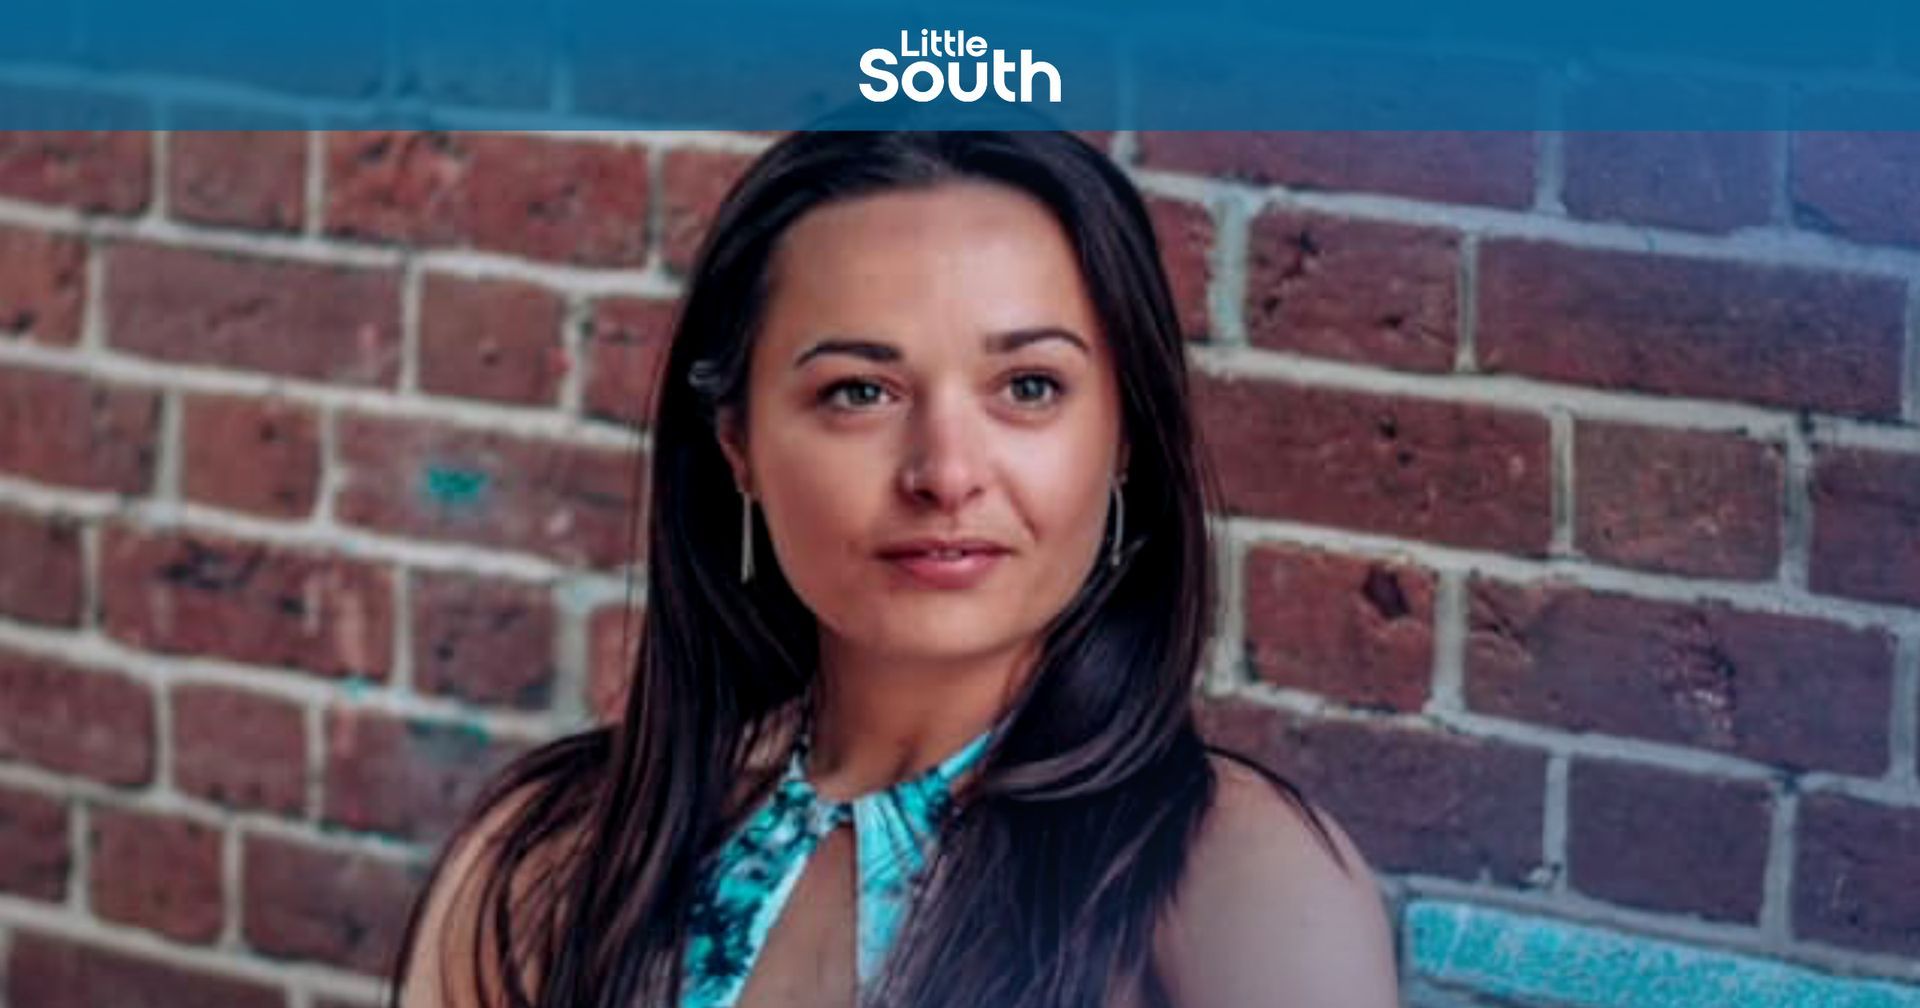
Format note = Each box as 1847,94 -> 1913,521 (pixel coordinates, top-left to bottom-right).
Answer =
1453,233 -> 1479,373
1758,785 -> 1799,941
1780,420 -> 1814,590
1542,752 -> 1570,895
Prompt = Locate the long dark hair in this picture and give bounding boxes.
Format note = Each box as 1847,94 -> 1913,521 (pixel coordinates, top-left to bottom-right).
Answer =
386,130 -> 1338,1008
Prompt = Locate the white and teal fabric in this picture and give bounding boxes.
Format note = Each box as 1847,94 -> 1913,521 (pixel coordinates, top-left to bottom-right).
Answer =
680,725 -> 995,1007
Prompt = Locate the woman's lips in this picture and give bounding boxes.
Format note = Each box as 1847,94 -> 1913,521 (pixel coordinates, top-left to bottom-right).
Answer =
880,548 -> 1007,589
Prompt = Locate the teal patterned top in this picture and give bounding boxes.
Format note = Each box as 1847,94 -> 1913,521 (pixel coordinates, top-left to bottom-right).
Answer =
680,725 -> 996,1008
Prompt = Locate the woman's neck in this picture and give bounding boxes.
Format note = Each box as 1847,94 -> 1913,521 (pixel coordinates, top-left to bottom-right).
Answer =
804,635 -> 1037,803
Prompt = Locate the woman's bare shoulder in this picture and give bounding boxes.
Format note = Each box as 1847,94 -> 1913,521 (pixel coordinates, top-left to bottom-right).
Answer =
398,781 -> 576,1008
1151,753 -> 1400,1008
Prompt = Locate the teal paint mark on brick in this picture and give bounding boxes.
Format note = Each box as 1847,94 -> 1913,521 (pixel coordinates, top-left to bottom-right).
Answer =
422,465 -> 491,509
1407,900 -> 1920,1008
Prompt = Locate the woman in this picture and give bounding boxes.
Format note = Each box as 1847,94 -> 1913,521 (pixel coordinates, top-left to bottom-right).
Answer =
390,130 -> 1398,1008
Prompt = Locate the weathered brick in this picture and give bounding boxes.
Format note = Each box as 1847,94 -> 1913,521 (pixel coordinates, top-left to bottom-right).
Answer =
1200,699 -> 1547,884
322,706 -> 526,844
0,365 -> 159,493
1574,421 -> 1783,580
0,224 -> 86,345
0,646 -> 154,785
0,782 -> 69,901
1195,372 -> 1552,553
1478,240 -> 1906,419
333,413 -> 642,570
100,525 -> 394,681
1568,760 -> 1771,923
0,132 -> 151,214
418,273 -> 567,406
411,570 -> 556,709
7,929 -> 283,1008
1145,195 -> 1212,342
326,132 -> 650,267
168,130 -> 307,232
181,393 -> 322,519
1563,132 -> 1773,233
1791,132 -> 1920,249
1245,208 -> 1458,371
587,603 -> 642,722
581,297 -> 675,428
1465,578 -> 1893,773
106,242 -> 402,386
172,683 -> 307,815
1794,793 -> 1920,957
1137,131 -> 1536,209
1243,543 -> 1435,712
242,833 -> 425,977
88,805 -> 224,943
1809,446 -> 1920,608
661,147 -> 755,273
0,505 -> 83,626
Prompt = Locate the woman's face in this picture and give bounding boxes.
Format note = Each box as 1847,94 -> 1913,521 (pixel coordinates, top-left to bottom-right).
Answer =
717,179 -> 1128,668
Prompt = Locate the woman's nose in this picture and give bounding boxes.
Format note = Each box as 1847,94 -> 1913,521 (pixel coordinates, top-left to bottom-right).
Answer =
896,388 -> 987,509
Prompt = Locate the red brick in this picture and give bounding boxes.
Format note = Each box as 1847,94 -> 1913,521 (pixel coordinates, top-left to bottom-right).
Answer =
100,526 -> 394,681
0,505 -> 83,626
587,603 -> 641,722
0,365 -> 159,493
325,132 -> 650,267
1810,446 -> 1920,607
0,783 -> 69,901
1478,240 -> 1906,419
168,131 -> 306,232
418,273 -> 567,405
582,297 -> 675,428
1791,132 -> 1920,249
322,706 -> 526,844
181,393 -> 321,518
1568,760 -> 1770,923
1200,699 -> 1547,884
88,805 -> 224,943
1145,195 -> 1212,342
0,224 -> 86,344
1137,131 -> 1536,209
0,647 -> 154,785
333,413 -> 642,570
7,930 -> 283,1008
1465,578 -> 1893,773
0,132 -> 150,214
1794,793 -> 1920,957
1574,422 -> 1783,580
1243,544 -> 1434,712
661,148 -> 754,273
172,684 -> 307,815
242,833 -> 424,976
1563,132 -> 1773,233
1195,373 -> 1552,553
106,243 -> 402,386
1245,209 -> 1458,371
411,570 -> 556,709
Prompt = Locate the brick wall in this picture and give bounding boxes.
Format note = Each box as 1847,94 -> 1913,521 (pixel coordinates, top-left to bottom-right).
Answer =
0,129 -> 1915,1007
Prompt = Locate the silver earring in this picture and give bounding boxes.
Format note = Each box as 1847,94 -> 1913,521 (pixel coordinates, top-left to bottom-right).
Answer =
1108,477 -> 1125,569
739,490 -> 754,583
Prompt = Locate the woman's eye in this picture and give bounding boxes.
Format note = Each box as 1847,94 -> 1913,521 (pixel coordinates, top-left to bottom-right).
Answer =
819,379 -> 892,410
1007,373 -> 1065,406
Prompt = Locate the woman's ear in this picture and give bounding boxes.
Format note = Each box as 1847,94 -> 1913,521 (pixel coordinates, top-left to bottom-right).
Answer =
715,406 -> 752,495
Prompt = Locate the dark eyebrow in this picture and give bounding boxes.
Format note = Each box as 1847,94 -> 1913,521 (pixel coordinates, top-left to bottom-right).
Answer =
791,326 -> 1090,369
792,338 -> 899,368
987,326 -> 1090,356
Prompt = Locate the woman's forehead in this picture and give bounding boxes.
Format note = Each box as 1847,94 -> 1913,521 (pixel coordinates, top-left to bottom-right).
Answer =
759,181 -> 1103,358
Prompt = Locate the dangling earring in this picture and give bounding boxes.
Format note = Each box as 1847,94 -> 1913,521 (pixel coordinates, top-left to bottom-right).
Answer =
1108,477 -> 1125,569
739,490 -> 754,583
